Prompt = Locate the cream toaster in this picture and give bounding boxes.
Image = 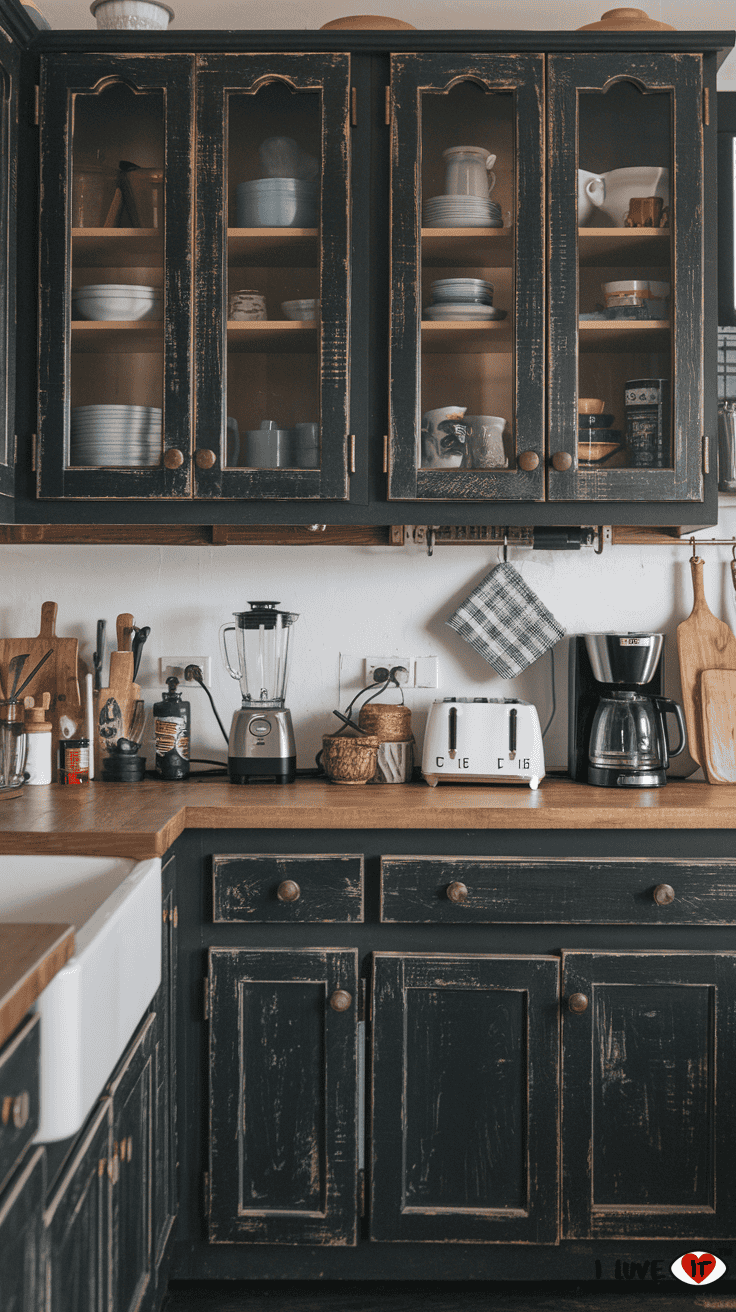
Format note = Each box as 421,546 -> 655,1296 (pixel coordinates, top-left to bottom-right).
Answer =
422,697 -> 545,790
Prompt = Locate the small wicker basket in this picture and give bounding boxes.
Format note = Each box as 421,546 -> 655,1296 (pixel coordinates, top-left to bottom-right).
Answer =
322,732 -> 379,785
358,703 -> 412,742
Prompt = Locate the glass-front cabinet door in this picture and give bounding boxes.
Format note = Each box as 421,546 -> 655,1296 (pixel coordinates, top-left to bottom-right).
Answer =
547,53 -> 704,503
0,25 -> 18,517
387,54 -> 546,503
37,54 -> 194,499
193,54 -> 351,500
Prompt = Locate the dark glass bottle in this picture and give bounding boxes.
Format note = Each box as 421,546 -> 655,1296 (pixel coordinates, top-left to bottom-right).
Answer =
154,676 -> 190,780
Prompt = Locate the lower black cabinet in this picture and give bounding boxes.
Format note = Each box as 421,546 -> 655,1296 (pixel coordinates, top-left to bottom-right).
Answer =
109,1012 -> 156,1312
152,856 -> 177,1301
45,1100 -> 112,1312
0,1145 -> 45,1312
207,947 -> 359,1245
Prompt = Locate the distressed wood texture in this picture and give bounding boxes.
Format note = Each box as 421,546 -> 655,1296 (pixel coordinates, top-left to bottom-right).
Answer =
207,947 -> 358,1245
547,54 -> 704,504
108,1012 -> 155,1312
212,852 -> 364,922
37,54 -> 194,501
0,1012 -> 39,1198
194,53 -> 351,502
0,1145 -> 45,1312
700,668 -> 736,783
151,854 -> 177,1305
562,950 -> 736,1240
380,855 -> 736,923
370,953 -> 559,1244
387,54 -> 545,502
44,1098 -> 112,1312
0,24 -> 18,517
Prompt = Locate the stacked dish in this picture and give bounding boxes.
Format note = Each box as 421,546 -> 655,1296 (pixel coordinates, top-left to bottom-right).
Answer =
72,284 -> 162,321
423,195 -> 502,228
70,405 -> 162,467
235,179 -> 318,228
423,277 -> 506,321
578,409 -> 622,463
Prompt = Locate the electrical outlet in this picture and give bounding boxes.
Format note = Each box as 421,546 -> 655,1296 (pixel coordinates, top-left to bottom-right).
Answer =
365,657 -> 413,686
415,656 -> 440,688
158,656 -> 212,688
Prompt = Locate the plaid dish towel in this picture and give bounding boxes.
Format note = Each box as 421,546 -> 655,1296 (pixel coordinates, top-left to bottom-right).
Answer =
446,562 -> 565,679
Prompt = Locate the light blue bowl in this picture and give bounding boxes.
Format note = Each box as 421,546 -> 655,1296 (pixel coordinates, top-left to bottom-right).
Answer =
235,179 -> 318,228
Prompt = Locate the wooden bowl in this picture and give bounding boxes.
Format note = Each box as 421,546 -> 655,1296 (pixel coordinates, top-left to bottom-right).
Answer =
578,398 -> 605,415
578,441 -> 622,464
320,14 -> 416,28
321,732 -> 379,784
577,8 -> 675,30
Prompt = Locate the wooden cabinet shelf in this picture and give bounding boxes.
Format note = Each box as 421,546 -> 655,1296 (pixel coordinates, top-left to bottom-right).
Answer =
578,227 -> 670,267
578,319 -> 670,351
226,320 -> 318,352
71,321 -> 162,352
421,227 -> 513,267
227,228 -> 319,267
421,319 -> 512,352
72,229 -> 162,268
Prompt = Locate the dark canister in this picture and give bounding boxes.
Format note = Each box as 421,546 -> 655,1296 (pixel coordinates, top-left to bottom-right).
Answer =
154,676 -> 190,779
625,377 -> 670,468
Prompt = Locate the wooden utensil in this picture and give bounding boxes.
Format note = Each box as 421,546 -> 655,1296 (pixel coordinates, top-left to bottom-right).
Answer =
116,613 -> 135,653
676,557 -> 736,767
700,668 -> 736,784
0,602 -> 83,774
94,614 -> 140,773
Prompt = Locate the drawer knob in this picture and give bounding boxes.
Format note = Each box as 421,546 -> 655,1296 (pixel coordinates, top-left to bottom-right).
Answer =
163,448 -> 184,470
568,992 -> 589,1014
277,879 -> 301,903
518,451 -> 539,472
551,451 -> 573,472
653,882 -> 675,906
446,880 -> 469,904
329,989 -> 352,1012
12,1092 -> 29,1130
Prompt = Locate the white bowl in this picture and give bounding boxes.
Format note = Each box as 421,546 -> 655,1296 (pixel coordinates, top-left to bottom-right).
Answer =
597,167 -> 669,228
73,289 -> 162,321
90,0 -> 174,27
281,299 -> 319,320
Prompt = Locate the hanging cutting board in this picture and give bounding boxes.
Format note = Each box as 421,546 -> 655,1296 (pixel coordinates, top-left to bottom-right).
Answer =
94,649 -> 141,776
676,557 -> 736,767
0,602 -> 83,772
700,669 -> 736,784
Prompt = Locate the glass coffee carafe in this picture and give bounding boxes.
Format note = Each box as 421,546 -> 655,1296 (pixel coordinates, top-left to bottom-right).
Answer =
588,690 -> 686,789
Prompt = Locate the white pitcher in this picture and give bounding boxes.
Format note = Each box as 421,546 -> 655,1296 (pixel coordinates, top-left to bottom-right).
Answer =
578,169 -> 606,225
443,147 -> 496,199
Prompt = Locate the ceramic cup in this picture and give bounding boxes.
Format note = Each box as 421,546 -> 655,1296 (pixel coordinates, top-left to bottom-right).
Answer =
420,406 -> 467,469
462,415 -> 508,468
577,169 -> 605,225
245,420 -> 291,467
228,289 -> 266,321
291,421 -> 319,468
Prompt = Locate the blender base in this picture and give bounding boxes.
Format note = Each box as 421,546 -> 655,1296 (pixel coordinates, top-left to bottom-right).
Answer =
228,756 -> 297,784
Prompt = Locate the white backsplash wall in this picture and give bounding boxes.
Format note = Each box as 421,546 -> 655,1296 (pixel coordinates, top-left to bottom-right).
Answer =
5,502 -> 736,776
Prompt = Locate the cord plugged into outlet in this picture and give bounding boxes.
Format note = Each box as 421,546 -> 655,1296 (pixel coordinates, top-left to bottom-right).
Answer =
158,656 -> 212,687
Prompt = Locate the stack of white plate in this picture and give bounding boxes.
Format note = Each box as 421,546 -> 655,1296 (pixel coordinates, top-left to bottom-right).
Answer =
423,303 -> 507,321
70,405 -> 162,467
423,195 -> 502,228
431,277 -> 494,305
72,284 -> 162,321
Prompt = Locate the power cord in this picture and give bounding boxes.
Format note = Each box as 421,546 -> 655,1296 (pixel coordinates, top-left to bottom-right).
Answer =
185,664 -> 231,746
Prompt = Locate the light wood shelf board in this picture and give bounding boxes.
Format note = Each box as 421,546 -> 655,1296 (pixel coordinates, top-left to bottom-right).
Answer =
71,321 -> 162,353
227,320 -> 318,352
579,319 -> 670,352
227,228 -> 319,266
72,229 -> 162,267
421,228 -> 513,267
421,320 -> 512,353
578,228 -> 670,267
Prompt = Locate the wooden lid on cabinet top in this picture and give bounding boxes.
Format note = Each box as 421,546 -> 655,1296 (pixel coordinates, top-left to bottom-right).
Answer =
320,13 -> 416,27
578,7 -> 676,29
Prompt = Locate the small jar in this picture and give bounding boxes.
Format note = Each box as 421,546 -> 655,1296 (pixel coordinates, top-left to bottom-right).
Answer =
58,738 -> 90,785
23,696 -> 52,785
0,702 -> 27,789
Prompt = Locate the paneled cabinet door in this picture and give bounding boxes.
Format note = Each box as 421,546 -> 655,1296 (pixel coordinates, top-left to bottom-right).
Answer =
37,54 -> 194,500
194,54 -> 351,501
108,1013 -> 155,1312
370,953 -> 560,1243
0,24 -> 18,518
207,947 -> 358,1244
387,54 -> 545,503
547,54 -> 705,504
152,855 -> 177,1299
562,951 -> 736,1239
45,1099 -> 112,1312
0,1146 -> 44,1312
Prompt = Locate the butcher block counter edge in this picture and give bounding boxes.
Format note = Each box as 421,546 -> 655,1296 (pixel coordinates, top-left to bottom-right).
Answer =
0,924 -> 74,1049
0,778 -> 736,857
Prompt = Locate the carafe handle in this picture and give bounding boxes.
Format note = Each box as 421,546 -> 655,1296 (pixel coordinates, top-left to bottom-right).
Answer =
219,624 -> 242,682
654,697 -> 687,762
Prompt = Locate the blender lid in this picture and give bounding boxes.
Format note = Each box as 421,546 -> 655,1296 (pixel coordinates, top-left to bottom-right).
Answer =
233,601 -> 299,629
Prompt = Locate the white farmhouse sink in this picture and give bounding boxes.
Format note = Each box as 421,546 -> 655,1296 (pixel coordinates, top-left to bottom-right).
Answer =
0,854 -> 161,1142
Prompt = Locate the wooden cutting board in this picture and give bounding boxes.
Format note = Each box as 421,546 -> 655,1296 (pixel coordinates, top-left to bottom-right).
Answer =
0,602 -> 83,773
94,649 -> 141,775
700,669 -> 736,784
676,557 -> 736,767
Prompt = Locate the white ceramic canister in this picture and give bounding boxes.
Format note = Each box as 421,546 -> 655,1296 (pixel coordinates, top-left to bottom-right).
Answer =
23,698 -> 52,784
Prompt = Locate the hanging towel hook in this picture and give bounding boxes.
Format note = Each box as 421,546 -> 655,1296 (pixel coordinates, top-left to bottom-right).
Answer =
502,530 -> 509,563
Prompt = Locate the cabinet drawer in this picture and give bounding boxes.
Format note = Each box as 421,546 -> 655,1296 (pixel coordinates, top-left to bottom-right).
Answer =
213,854 -> 364,922
0,1013 -> 39,1195
380,857 -> 736,924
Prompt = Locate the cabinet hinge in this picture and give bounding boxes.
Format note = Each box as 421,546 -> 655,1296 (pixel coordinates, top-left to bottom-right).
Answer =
203,976 -> 210,1021
173,905 -> 178,928
33,85 -> 38,127
703,433 -> 710,476
30,434 -> 36,473
703,86 -> 710,127
382,435 -> 388,474
349,434 -> 356,475
351,86 -> 357,128
385,86 -> 391,127
357,1016 -> 366,1174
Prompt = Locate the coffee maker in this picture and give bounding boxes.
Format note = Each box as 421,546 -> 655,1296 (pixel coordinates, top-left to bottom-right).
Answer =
220,601 -> 298,784
569,632 -> 687,788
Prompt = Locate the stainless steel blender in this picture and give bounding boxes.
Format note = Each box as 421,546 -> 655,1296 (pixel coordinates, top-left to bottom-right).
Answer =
220,601 -> 299,784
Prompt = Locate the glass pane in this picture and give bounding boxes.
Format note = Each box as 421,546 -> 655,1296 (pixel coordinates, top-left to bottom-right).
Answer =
578,82 -> 672,472
226,81 -> 321,471
0,61 -> 9,472
419,82 -> 514,474
70,82 -> 164,470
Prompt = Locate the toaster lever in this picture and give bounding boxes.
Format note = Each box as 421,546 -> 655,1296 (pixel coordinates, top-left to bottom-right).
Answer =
508,707 -> 517,760
449,705 -> 457,759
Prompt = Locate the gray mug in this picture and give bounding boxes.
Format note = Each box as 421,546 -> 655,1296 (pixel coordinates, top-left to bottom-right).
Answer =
292,421 -> 319,468
245,428 -> 292,468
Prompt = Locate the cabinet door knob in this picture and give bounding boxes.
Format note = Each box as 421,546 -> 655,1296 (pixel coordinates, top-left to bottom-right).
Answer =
653,882 -> 675,905
446,880 -> 469,904
276,879 -> 301,903
329,989 -> 352,1012
12,1093 -> 29,1130
551,451 -> 573,472
518,451 -> 539,472
568,992 -> 589,1014
195,449 -> 217,470
163,448 -> 184,469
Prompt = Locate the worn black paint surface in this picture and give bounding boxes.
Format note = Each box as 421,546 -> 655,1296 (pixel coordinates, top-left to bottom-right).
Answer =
0,21 -> 18,516
0,1145 -> 45,1312
45,1099 -> 112,1312
0,1012 -> 39,1196
212,853 -> 364,923
109,1012 -> 155,1312
153,854 -> 178,1305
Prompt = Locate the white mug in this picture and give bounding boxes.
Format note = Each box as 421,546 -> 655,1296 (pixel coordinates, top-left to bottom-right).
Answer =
421,406 -> 467,469
578,169 -> 605,225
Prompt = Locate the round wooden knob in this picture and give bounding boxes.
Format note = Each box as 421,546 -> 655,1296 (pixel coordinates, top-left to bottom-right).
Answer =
163,448 -> 184,469
277,879 -> 301,903
329,989 -> 352,1012
446,880 -> 469,904
195,449 -> 217,470
551,451 -> 573,472
653,882 -> 675,906
12,1092 -> 29,1130
568,992 -> 589,1014
518,451 -> 539,471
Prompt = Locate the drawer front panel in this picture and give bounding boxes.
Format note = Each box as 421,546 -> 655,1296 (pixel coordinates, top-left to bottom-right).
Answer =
213,854 -> 364,923
380,857 -> 736,924
0,1013 -> 39,1195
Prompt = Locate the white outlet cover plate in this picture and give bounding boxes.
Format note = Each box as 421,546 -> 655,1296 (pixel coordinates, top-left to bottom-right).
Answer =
156,656 -> 212,688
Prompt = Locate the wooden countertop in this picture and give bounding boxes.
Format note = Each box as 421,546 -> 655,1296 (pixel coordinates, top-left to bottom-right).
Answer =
1,777 -> 736,857
0,924 -> 75,1048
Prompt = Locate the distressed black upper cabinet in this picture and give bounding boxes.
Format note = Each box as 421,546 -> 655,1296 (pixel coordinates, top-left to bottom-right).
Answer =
37,54 -> 194,500
0,24 -> 18,519
194,54 -> 351,501
388,49 -> 712,509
